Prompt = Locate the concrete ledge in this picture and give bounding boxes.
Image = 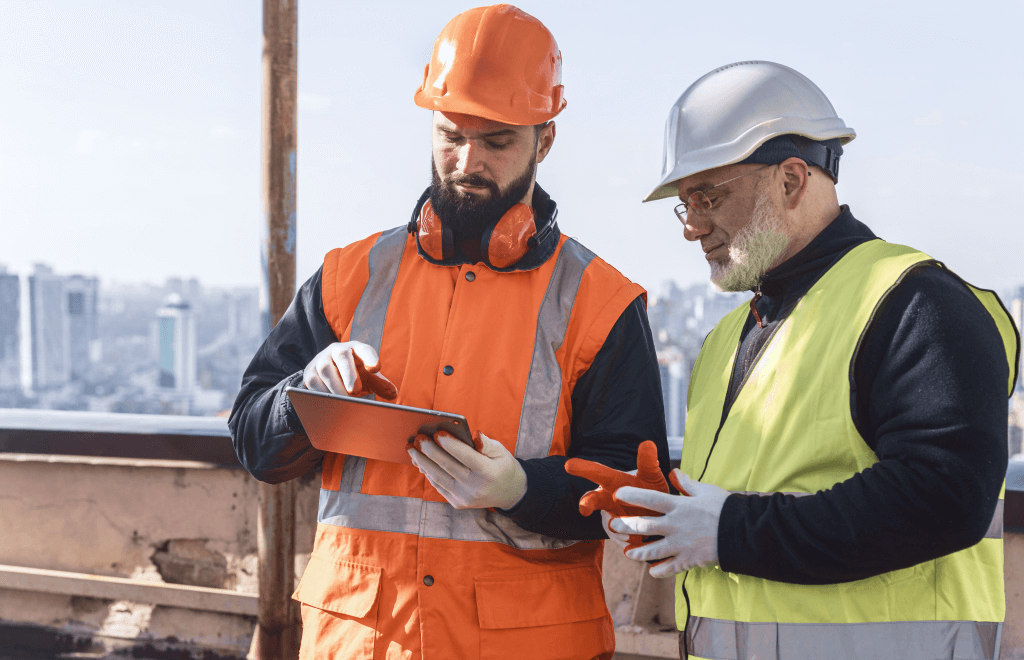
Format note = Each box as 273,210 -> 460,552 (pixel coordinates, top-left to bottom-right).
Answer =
0,565 -> 258,616
0,452 -> 223,470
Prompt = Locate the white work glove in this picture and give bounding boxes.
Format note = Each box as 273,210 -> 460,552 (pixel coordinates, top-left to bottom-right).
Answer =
610,470 -> 731,578
302,341 -> 397,400
602,510 -> 630,551
409,431 -> 528,510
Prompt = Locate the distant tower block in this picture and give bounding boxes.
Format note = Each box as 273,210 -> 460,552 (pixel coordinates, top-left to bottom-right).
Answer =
0,266 -> 20,390
27,264 -> 69,390
157,293 -> 197,391
64,274 -> 99,381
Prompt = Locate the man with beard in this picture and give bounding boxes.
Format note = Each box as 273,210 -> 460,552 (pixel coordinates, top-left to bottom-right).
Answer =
599,61 -> 1018,660
228,5 -> 668,659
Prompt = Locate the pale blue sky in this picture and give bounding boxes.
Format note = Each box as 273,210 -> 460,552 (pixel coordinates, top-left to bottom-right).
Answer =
1,0 -> 1022,296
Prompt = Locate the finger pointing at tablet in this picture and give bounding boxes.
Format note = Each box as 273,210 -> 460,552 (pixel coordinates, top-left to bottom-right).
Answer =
302,341 -> 398,401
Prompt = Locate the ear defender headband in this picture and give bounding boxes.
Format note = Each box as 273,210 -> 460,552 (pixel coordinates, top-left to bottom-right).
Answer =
412,199 -> 552,269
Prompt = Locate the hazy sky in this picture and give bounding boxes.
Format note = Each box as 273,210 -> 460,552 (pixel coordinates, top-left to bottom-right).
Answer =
2,0 -> 1022,298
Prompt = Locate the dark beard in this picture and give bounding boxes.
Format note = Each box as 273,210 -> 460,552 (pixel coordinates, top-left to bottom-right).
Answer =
429,157 -> 536,239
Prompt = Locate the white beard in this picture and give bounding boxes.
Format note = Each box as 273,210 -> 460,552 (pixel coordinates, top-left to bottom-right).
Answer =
710,182 -> 789,292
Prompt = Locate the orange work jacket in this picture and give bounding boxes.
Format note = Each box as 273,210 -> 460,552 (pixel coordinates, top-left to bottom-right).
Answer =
292,226 -> 646,660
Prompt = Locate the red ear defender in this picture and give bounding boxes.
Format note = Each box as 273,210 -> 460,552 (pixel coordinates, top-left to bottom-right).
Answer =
417,199 -> 446,261
487,203 -> 536,269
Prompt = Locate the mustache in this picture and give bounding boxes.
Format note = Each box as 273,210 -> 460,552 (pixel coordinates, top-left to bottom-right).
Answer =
445,173 -> 499,196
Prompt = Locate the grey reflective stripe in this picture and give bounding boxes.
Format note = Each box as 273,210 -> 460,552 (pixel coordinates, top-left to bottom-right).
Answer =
733,492 -> 1004,539
687,616 -> 1001,660
318,489 -> 577,550
350,226 -> 407,350
340,227 -> 407,495
514,239 -> 596,459
338,456 -> 366,493
986,499 -> 1004,539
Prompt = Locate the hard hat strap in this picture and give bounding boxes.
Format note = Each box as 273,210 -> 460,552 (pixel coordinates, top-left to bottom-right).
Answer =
795,138 -> 841,183
740,135 -> 843,183
784,135 -> 841,183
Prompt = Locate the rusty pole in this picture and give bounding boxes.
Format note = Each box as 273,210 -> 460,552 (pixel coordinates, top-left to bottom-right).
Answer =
257,0 -> 298,658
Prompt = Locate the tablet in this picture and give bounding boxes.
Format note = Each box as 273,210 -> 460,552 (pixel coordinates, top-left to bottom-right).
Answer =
285,386 -> 474,466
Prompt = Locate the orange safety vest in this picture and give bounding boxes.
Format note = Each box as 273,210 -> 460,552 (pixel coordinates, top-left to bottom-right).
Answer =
292,226 -> 646,660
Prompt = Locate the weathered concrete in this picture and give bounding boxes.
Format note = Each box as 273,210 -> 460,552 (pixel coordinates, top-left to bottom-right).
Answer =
0,454 -> 318,656
3,452 -> 1022,659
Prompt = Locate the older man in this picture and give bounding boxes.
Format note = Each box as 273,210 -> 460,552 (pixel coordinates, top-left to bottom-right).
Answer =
607,61 -> 1017,660
229,5 -> 668,659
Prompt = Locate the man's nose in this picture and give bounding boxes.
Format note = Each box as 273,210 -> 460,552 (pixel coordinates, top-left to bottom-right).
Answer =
456,141 -> 485,174
682,213 -> 712,242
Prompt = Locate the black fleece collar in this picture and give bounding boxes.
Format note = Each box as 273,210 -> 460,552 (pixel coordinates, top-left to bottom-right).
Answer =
408,183 -> 562,272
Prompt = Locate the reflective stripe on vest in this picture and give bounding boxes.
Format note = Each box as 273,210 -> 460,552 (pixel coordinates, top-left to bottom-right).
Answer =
514,239 -> 595,458
319,233 -> 595,549
328,225 -> 405,545
687,616 -> 1001,660
731,491 -> 1004,540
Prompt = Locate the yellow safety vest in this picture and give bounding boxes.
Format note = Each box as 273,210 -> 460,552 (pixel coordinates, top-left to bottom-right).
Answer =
678,240 -> 1018,660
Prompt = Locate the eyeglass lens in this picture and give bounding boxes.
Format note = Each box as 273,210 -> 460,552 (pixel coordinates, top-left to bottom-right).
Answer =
687,191 -> 713,214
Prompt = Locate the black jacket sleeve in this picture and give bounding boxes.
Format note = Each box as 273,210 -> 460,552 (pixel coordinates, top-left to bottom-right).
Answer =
717,265 -> 1010,584
498,295 -> 671,539
228,267 -> 335,483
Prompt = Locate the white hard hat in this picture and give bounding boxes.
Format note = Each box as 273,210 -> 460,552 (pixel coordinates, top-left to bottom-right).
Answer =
643,61 -> 856,203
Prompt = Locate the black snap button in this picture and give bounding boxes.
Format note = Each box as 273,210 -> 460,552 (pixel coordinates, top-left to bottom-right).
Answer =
423,575 -> 434,586
465,271 -> 476,282
443,365 -> 453,376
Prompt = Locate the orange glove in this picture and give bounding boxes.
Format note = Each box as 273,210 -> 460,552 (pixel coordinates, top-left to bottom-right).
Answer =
412,430 -> 484,454
351,352 -> 398,401
565,440 -> 687,553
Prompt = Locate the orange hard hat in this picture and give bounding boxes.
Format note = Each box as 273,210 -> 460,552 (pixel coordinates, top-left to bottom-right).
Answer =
414,4 -> 566,126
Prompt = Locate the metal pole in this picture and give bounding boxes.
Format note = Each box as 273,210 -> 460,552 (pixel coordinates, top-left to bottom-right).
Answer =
256,0 -> 298,658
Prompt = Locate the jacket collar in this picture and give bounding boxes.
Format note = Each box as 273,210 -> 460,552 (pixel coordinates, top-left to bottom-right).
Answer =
407,183 -> 562,272
758,205 -> 876,298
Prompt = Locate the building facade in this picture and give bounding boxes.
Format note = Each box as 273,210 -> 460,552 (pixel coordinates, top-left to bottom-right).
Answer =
156,294 -> 197,392
0,268 -> 20,390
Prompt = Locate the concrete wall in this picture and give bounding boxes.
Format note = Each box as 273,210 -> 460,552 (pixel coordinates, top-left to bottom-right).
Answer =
2,453 -> 1022,659
0,454 -> 319,657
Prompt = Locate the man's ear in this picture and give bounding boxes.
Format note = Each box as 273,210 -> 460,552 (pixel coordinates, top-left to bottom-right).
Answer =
779,157 -> 811,210
536,121 -> 556,163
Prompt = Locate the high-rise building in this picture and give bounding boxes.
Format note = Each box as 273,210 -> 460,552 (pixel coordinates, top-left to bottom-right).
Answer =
0,266 -> 20,390
27,265 -> 68,390
657,347 -> 688,438
64,275 -> 99,381
227,288 -> 259,340
157,293 -> 197,391
25,265 -> 100,390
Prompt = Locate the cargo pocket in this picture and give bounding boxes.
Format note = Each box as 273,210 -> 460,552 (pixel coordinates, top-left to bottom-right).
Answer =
293,554 -> 381,659
476,566 -> 614,660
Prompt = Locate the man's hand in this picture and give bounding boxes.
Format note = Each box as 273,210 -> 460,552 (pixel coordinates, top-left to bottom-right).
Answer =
564,440 -> 672,552
602,510 -> 630,551
409,432 -> 527,510
610,470 -> 730,578
302,341 -> 397,400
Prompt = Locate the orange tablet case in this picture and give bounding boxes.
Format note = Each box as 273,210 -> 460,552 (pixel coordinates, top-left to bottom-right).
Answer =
285,387 -> 473,466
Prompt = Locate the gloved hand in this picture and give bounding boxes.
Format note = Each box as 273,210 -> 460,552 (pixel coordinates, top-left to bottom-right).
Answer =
601,510 -> 630,552
610,470 -> 730,578
564,440 -> 682,553
409,431 -> 527,510
302,341 -> 398,400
